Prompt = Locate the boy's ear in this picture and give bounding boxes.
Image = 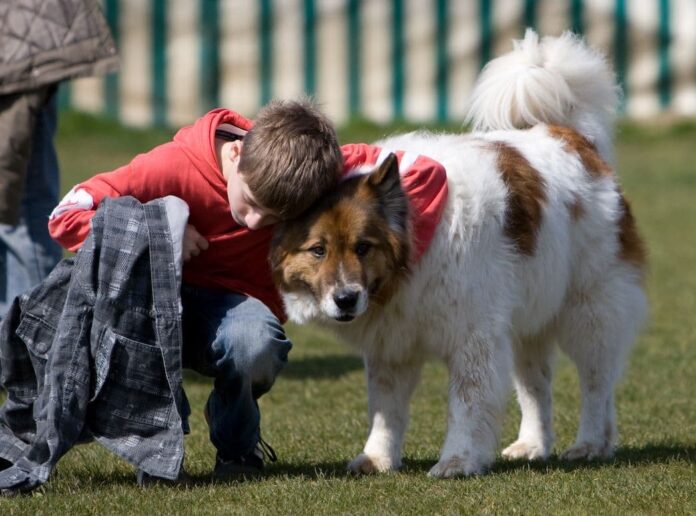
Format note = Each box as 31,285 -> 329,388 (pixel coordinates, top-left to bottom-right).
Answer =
229,140 -> 243,162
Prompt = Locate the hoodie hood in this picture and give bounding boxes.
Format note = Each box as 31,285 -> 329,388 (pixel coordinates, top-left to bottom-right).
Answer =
173,109 -> 254,183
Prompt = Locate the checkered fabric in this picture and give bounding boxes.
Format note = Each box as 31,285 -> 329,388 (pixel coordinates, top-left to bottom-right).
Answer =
0,196 -> 189,493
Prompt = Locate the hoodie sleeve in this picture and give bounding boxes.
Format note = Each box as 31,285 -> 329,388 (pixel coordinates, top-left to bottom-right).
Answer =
48,142 -> 183,252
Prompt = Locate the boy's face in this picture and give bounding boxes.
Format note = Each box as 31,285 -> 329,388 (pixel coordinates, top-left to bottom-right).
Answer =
226,162 -> 280,230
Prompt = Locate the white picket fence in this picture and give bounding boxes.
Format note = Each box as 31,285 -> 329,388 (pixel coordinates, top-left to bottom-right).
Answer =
66,0 -> 696,127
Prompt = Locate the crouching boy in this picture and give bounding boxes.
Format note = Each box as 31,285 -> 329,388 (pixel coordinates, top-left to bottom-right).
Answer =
48,100 -> 343,482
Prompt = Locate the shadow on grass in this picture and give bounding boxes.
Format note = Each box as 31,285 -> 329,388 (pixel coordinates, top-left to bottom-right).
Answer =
280,354 -> 363,380
55,443 -> 696,492
65,461 -> 353,489
212,443 -> 696,481
180,354 -> 363,385
273,444 -> 696,478
487,443 -> 696,475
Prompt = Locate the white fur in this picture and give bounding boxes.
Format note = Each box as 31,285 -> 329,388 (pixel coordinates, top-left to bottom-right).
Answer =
466,29 -> 620,163
280,32 -> 647,478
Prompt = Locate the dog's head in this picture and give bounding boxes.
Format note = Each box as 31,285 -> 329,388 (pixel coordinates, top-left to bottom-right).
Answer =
270,154 -> 411,324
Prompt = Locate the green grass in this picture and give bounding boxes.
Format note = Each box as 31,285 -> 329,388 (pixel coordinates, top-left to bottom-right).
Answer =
2,112 -> 695,514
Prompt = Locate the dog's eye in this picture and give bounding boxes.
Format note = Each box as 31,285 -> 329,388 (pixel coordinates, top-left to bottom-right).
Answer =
355,242 -> 371,257
309,245 -> 325,258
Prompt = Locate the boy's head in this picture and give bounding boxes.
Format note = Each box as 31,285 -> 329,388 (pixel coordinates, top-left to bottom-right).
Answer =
236,99 -> 342,224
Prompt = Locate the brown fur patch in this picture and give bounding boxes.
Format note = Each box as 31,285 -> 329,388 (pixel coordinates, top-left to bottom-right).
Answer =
368,368 -> 395,391
617,192 -> 647,271
492,142 -> 547,256
547,125 -> 612,178
567,194 -> 585,221
452,371 -> 481,405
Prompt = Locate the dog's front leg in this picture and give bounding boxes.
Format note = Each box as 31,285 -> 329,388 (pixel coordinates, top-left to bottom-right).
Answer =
348,356 -> 422,475
429,332 -> 512,478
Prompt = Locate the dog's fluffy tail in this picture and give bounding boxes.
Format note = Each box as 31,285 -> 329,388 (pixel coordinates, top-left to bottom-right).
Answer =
466,29 -> 619,161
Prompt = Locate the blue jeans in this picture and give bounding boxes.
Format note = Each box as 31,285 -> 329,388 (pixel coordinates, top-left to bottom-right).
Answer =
0,92 -> 62,319
181,285 -> 292,460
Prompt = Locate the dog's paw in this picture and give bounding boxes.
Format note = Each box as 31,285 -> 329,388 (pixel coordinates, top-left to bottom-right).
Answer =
561,441 -> 613,461
347,453 -> 399,475
427,455 -> 485,479
501,440 -> 550,461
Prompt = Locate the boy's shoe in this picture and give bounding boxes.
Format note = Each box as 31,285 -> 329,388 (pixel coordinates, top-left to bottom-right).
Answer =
136,468 -> 192,487
204,398 -> 278,480
212,436 -> 277,480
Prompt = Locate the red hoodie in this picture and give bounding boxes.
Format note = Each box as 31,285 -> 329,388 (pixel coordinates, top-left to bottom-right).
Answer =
49,109 -> 448,321
49,109 -> 286,318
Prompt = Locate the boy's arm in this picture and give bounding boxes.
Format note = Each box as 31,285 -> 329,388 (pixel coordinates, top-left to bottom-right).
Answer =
48,168 -> 128,251
49,144 -> 180,252
341,142 -> 447,188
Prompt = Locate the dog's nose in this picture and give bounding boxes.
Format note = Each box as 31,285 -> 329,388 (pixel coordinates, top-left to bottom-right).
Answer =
334,290 -> 359,310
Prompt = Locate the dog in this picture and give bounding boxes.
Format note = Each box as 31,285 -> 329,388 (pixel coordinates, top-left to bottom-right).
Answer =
270,30 -> 647,478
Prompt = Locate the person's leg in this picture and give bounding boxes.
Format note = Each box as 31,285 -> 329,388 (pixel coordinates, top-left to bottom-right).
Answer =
20,88 -> 62,274
0,88 -> 61,318
181,286 -> 292,462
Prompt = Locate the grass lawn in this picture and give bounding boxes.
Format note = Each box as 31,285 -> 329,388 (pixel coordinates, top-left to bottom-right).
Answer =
1,112 -> 695,514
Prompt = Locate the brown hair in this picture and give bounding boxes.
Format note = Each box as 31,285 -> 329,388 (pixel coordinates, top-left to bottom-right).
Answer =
238,98 -> 342,219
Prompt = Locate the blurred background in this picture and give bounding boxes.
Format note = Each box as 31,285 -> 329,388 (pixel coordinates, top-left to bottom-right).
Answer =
62,0 -> 696,128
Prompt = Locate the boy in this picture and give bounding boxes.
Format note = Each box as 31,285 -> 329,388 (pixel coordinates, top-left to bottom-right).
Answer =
48,99 -> 343,481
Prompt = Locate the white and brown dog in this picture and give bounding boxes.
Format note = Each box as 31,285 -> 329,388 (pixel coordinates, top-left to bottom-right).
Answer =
271,30 -> 647,478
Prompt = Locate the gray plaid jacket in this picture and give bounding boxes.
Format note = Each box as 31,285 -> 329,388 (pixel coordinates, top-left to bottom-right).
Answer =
0,196 -> 190,492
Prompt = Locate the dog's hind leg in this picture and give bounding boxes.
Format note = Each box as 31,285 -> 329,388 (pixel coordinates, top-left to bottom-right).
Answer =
428,330 -> 512,478
556,273 -> 646,460
502,330 -> 556,460
347,355 -> 423,475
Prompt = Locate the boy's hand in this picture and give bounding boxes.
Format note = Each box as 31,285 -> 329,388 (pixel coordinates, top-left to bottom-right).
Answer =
182,224 -> 209,261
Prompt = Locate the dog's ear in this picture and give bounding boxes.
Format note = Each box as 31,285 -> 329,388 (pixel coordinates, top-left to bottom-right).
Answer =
368,153 -> 400,190
366,153 -> 409,235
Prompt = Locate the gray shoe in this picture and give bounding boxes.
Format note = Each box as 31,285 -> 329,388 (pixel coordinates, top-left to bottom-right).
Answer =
213,437 -> 277,480
204,398 -> 277,480
136,468 -> 192,487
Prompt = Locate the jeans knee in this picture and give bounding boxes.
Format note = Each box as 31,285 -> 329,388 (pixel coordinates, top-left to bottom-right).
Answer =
213,314 -> 292,396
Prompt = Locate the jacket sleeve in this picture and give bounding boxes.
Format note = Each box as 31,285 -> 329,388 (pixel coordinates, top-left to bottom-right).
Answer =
48,143 -> 180,252
340,143 -> 383,176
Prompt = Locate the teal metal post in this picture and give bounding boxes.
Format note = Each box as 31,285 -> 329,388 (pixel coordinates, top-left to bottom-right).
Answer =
104,0 -> 120,118
260,0 -> 273,104
152,0 -> 167,125
347,0 -> 361,116
200,0 -> 220,112
304,0 -> 316,96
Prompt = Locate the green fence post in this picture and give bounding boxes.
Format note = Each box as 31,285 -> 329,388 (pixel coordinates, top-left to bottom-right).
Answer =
615,0 -> 628,113
480,0 -> 492,69
392,0 -> 404,119
524,0 -> 536,31
436,0 -> 448,122
571,0 -> 584,35
304,0 -> 316,97
347,0 -> 361,116
152,0 -> 167,126
260,0 -> 273,105
658,0 -> 671,109
104,0 -> 120,119
200,0 -> 220,113
58,82 -> 71,111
